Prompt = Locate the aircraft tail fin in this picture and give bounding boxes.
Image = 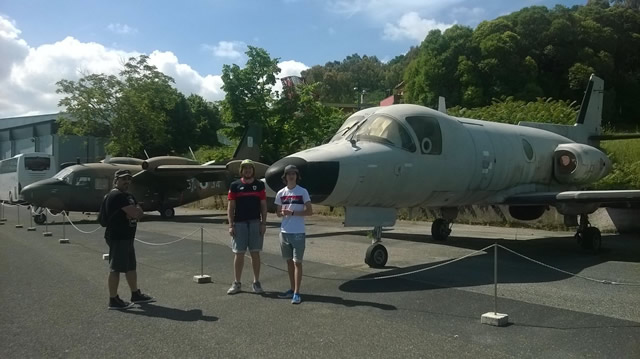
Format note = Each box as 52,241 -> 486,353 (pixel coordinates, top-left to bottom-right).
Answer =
519,74 -> 604,145
232,124 -> 262,161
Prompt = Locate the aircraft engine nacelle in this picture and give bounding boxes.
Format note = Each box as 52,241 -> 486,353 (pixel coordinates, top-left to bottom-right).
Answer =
508,205 -> 547,221
553,144 -> 611,185
141,156 -> 199,171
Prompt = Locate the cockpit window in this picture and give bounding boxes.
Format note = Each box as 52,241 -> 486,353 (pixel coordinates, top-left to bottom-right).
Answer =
406,116 -> 443,155
54,167 -> 74,184
354,114 -> 415,152
331,115 -> 364,142
74,176 -> 91,187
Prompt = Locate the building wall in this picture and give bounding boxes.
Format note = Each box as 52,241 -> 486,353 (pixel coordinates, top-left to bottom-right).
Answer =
0,114 -> 106,168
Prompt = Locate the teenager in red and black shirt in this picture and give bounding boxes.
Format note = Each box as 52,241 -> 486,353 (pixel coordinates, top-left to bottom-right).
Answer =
226,159 -> 267,294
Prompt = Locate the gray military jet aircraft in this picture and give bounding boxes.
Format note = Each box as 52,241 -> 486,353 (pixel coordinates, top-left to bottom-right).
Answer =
266,75 -> 640,267
22,126 -> 268,224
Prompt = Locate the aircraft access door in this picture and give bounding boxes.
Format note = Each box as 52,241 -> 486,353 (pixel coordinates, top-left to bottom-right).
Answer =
462,123 -> 495,190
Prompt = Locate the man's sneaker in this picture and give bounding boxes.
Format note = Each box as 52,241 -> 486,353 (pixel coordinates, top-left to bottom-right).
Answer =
252,281 -> 264,294
131,290 -> 155,304
278,289 -> 294,299
291,293 -> 302,304
227,281 -> 241,295
108,295 -> 134,310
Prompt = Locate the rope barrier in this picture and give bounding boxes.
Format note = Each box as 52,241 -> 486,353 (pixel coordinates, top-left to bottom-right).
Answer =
498,244 -> 640,286
134,227 -> 200,246
45,208 -> 63,217
63,212 -> 102,234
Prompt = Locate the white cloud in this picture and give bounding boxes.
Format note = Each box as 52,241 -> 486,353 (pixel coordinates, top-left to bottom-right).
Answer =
107,23 -> 138,35
272,60 -> 309,95
0,15 -> 227,117
207,41 -> 246,60
327,0 -> 464,21
383,12 -> 454,42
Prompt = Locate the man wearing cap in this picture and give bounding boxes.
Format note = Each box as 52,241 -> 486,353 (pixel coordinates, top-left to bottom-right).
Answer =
226,159 -> 268,294
274,164 -> 312,304
103,169 -> 154,309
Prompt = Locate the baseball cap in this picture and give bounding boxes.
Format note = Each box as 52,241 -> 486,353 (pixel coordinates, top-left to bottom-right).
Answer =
115,169 -> 133,178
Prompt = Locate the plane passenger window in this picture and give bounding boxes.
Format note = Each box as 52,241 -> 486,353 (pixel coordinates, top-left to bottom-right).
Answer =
74,176 -> 91,187
95,177 -> 109,190
406,116 -> 442,155
354,115 -> 415,152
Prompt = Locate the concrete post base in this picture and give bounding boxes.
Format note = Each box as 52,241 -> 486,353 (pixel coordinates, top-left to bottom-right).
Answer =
193,275 -> 212,284
481,312 -> 509,327
59,238 -> 70,244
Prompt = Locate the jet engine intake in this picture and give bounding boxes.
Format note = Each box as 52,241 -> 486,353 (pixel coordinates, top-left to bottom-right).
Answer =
553,143 -> 611,185
508,205 -> 547,221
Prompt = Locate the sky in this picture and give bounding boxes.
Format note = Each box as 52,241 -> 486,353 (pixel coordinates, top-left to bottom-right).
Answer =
0,0 -> 585,118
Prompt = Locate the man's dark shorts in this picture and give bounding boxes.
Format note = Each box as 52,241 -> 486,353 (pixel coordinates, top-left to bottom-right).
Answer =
106,238 -> 136,272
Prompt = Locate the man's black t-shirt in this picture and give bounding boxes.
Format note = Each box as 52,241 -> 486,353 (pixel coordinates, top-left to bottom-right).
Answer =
227,178 -> 266,222
104,189 -> 138,240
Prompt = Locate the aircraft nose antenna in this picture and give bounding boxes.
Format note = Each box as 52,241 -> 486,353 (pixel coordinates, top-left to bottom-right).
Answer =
266,157 -> 339,203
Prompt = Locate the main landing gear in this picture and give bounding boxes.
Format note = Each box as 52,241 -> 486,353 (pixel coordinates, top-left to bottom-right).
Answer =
365,226 -> 388,268
159,207 -> 175,219
431,218 -> 452,241
575,214 -> 601,252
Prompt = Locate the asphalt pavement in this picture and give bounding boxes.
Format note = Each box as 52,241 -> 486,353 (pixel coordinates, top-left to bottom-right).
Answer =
1,204 -> 639,358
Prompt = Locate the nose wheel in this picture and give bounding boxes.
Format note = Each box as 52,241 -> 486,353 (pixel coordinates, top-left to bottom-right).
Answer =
365,226 -> 388,268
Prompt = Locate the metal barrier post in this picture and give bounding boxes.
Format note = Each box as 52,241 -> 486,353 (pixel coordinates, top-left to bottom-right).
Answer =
59,212 -> 69,243
27,207 -> 36,231
15,205 -> 23,228
481,243 -> 509,326
43,215 -> 52,237
193,227 -> 211,283
0,202 -> 6,222
494,243 -> 498,314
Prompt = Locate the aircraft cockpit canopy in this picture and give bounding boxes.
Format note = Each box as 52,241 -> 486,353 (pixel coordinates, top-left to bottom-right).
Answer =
331,115 -> 365,142
54,167 -> 74,184
353,114 -> 416,152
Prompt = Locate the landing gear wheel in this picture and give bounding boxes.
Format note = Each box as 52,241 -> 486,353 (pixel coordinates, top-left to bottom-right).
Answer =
579,227 -> 602,252
365,244 -> 388,268
431,218 -> 451,241
160,207 -> 175,219
34,213 -> 46,225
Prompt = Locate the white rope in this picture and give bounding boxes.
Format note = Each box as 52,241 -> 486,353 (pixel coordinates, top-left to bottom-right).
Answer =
45,208 -> 63,217
498,244 -> 640,286
62,212 -> 102,234
134,227 -> 200,246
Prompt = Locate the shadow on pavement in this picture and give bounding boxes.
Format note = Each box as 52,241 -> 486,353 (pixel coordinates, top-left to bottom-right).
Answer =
124,303 -> 218,322
260,291 -> 396,310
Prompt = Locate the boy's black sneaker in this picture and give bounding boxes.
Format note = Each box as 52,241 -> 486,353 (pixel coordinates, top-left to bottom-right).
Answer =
131,290 -> 155,304
108,295 -> 134,310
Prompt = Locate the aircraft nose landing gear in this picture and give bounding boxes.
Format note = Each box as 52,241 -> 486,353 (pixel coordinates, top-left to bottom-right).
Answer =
575,215 -> 602,252
365,226 -> 388,268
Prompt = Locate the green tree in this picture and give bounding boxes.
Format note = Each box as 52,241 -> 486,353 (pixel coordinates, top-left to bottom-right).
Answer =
56,55 -> 189,157
221,46 -> 281,141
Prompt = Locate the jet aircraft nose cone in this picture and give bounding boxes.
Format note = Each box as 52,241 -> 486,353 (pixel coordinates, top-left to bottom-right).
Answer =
266,157 -> 339,203
21,183 -> 35,201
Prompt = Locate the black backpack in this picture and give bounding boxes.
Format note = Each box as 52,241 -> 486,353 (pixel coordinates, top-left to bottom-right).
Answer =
97,194 -> 110,227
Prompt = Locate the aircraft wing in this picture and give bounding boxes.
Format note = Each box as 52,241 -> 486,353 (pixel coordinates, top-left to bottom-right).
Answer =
133,164 -> 232,186
503,190 -> 640,207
